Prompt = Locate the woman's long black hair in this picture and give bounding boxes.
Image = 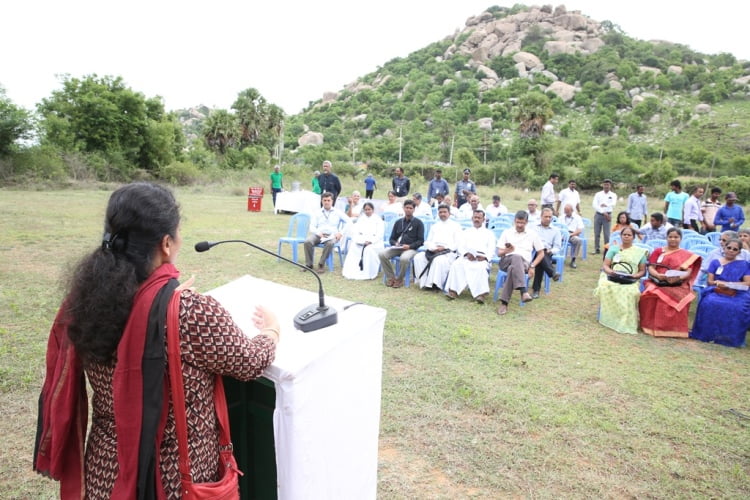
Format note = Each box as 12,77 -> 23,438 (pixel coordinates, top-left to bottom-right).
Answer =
65,182 -> 180,364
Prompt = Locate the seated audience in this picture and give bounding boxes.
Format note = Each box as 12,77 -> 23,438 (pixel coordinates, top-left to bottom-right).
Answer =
445,210 -> 496,303
378,200 -> 424,288
495,211 -> 545,315
413,204 -> 461,290
605,211 -> 641,250
525,199 -> 541,225
381,190 -> 404,218
458,195 -> 483,219
691,238 -> 750,347
303,192 -> 349,273
531,208 -> 562,298
594,226 -> 648,334
638,212 -> 668,242
739,228 -> 750,251
485,195 -> 508,220
443,195 -> 460,217
412,192 -> 433,218
639,228 -> 701,337
560,203 -> 584,268
342,202 -> 384,280
345,190 -> 365,218
701,231 -> 750,275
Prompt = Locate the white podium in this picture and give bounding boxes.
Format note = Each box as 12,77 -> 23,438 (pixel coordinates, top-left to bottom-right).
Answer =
208,275 -> 386,500
274,190 -> 321,215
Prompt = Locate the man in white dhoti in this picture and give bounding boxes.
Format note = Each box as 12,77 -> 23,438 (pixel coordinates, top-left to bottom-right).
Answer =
445,209 -> 497,303
413,204 -> 462,290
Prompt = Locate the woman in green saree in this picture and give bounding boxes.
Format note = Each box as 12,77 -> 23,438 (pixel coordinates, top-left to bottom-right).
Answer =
595,226 -> 648,334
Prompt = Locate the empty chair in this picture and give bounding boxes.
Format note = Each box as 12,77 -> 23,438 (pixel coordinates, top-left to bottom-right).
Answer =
277,213 -> 311,263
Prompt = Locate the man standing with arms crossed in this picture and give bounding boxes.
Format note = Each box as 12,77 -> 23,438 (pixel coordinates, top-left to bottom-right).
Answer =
592,179 -> 617,255
556,179 -> 581,215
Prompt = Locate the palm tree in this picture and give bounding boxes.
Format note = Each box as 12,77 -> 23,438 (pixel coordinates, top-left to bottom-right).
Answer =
203,109 -> 238,154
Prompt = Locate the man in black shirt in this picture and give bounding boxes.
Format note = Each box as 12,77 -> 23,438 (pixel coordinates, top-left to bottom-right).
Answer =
318,160 -> 342,204
378,200 -> 424,288
392,167 -> 410,200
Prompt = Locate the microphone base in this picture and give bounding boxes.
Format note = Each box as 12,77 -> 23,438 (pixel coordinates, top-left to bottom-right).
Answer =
294,305 -> 338,332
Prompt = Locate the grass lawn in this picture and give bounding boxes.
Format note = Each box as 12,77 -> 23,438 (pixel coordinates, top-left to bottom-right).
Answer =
1,183 -> 748,498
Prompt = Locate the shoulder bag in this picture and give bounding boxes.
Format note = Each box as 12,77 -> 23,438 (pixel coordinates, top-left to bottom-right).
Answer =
607,261 -> 638,285
166,291 -> 242,499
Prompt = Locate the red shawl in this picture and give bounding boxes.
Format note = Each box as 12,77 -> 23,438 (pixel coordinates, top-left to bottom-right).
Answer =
34,263 -> 180,499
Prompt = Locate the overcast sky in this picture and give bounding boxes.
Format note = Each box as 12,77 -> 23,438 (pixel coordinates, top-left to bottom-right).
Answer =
3,1 -> 748,115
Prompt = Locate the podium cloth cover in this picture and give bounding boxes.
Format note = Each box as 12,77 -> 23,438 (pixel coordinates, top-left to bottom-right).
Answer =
208,275 -> 386,500
274,191 -> 321,215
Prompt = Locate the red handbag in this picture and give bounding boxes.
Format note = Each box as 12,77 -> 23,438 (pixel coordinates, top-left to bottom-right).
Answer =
166,291 -> 242,499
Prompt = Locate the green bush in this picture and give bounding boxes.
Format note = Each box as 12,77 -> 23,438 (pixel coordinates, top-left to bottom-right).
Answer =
160,161 -> 201,185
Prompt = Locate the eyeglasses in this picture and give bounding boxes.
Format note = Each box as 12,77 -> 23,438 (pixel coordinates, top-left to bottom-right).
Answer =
726,246 -> 741,251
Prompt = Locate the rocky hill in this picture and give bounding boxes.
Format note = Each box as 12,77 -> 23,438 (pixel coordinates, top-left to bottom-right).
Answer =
178,4 -> 750,190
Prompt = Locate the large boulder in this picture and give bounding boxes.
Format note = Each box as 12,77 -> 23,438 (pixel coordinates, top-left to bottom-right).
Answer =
544,40 -> 577,56
321,92 -> 338,104
695,103 -> 712,114
477,117 -> 493,131
513,51 -> 543,70
555,13 -> 589,31
476,64 -> 499,80
298,131 -> 324,147
667,65 -> 683,75
580,37 -> 605,53
547,81 -> 578,102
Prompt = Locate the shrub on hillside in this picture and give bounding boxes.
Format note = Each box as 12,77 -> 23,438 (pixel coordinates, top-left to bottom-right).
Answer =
160,161 -> 201,185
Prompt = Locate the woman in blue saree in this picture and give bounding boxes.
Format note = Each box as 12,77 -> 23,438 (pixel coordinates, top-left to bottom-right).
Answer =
690,238 -> 750,347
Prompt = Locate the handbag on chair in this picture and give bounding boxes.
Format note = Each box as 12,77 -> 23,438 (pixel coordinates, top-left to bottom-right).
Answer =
607,261 -> 638,285
166,291 -> 242,499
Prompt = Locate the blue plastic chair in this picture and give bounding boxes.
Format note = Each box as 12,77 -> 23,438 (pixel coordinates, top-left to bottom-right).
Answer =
646,238 -> 667,250
704,231 -> 722,246
315,220 -> 347,271
277,213 -> 311,263
580,217 -> 591,259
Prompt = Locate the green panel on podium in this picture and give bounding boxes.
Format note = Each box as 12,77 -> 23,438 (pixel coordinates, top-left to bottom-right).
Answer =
224,376 -> 277,499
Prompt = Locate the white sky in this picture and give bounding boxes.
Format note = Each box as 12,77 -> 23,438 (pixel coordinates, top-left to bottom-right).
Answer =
2,1 -> 748,115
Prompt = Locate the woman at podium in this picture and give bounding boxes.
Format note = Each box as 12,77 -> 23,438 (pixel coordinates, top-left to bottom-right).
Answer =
34,182 -> 280,498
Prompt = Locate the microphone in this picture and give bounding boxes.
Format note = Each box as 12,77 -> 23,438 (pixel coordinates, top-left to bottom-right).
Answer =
195,240 -> 338,332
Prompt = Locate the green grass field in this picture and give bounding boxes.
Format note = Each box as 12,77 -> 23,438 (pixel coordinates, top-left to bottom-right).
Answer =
1,184 -> 748,498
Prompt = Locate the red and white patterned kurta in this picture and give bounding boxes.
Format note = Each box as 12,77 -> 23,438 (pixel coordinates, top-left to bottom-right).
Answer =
83,290 -> 276,498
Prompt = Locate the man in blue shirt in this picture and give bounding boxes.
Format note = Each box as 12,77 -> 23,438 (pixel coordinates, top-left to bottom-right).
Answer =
363,173 -> 377,199
626,184 -> 648,227
455,169 -> 477,207
427,169 -> 450,205
664,179 -> 688,227
714,192 -> 745,231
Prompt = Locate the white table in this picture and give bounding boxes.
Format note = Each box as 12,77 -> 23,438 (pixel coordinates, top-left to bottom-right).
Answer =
274,190 -> 321,215
208,275 -> 386,500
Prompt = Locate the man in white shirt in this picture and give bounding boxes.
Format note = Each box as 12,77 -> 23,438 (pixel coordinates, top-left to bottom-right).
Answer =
413,205 -> 462,290
701,187 -> 722,233
303,192 -> 349,273
445,210 -> 497,304
591,179 -> 617,254
626,184 -> 648,227
458,195 -> 484,219
531,208 -> 562,298
683,185 -> 705,232
556,179 -> 581,215
540,173 -> 559,213
485,195 -> 508,220
525,199 -> 541,226
495,211 -> 545,315
560,204 -> 584,268
411,192 -> 433,218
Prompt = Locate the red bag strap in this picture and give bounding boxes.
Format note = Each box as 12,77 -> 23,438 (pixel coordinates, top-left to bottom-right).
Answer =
166,290 -> 235,484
